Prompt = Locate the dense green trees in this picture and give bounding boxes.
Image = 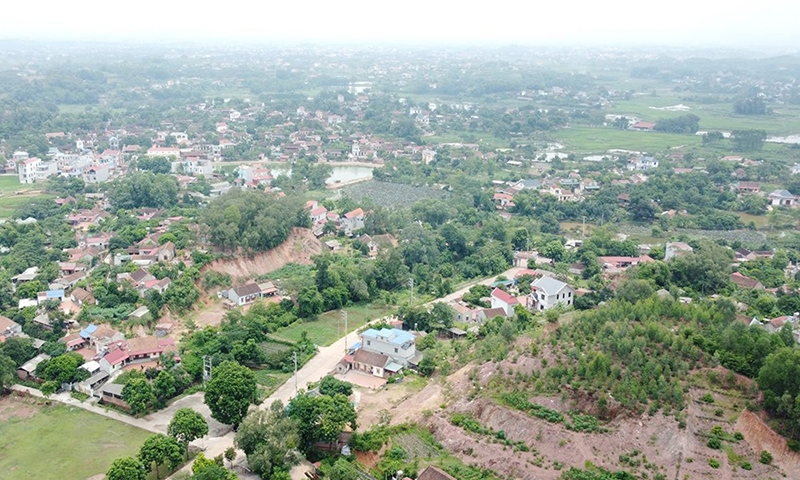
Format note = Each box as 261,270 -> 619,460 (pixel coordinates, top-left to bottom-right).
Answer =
201,189 -> 305,252
108,172 -> 179,210
135,156 -> 172,174
758,348 -> 800,439
204,360 -> 257,427
734,97 -> 767,115
234,402 -> 302,478
318,375 -> 353,397
731,129 -> 767,151
287,391 -> 357,451
0,353 -> 15,392
122,377 -> 156,415
654,114 -> 700,134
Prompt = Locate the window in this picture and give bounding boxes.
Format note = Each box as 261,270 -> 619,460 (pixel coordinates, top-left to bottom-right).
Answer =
568,291 -> 572,297
394,348 -> 398,353
367,340 -> 371,346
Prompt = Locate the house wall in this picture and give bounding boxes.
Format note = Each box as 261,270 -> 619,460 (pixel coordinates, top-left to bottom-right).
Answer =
361,336 -> 415,365
101,392 -> 130,410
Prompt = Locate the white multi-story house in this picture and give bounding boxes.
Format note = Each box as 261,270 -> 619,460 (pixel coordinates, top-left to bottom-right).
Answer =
18,157 -> 41,184
359,328 -> 417,366
36,161 -> 58,181
146,147 -> 181,159
342,208 -> 365,234
528,276 -> 574,311
84,165 -> 110,184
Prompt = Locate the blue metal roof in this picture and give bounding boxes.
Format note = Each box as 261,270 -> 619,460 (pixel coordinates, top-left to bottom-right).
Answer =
46,290 -> 65,298
79,323 -> 98,338
361,328 -> 414,345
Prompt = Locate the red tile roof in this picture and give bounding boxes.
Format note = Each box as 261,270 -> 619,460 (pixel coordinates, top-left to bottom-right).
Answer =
491,287 -> 519,305
344,208 -> 364,219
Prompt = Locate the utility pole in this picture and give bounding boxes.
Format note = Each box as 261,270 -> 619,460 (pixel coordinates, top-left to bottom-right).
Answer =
582,216 -> 586,241
293,351 -> 298,397
202,355 -> 212,383
341,310 -> 348,353
408,278 -> 414,306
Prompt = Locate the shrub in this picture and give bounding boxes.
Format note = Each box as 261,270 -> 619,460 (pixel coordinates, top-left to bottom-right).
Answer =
788,439 -> 800,452
759,450 -> 772,464
714,408 -> 724,417
734,432 -> 744,441
701,393 -> 715,404
741,462 -> 752,470
707,437 -> 722,449
708,458 -> 720,469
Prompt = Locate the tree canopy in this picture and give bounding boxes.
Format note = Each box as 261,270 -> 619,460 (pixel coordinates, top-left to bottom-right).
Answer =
201,189 -> 306,252
204,360 -> 257,427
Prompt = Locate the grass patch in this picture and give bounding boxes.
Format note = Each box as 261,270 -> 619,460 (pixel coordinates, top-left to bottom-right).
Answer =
252,369 -> 292,398
272,303 -> 394,346
556,125 -> 702,154
0,403 -> 151,480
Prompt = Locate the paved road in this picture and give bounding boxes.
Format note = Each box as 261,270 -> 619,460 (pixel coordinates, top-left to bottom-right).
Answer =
13,265 -> 523,478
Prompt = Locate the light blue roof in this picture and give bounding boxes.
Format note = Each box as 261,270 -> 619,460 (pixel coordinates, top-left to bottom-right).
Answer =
46,290 -> 65,298
385,362 -> 403,372
79,324 -> 98,338
361,328 -> 415,345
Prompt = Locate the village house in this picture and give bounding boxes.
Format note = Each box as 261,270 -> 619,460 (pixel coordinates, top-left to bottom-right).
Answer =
341,208 -> 365,234
731,272 -> 765,290
490,288 -> 519,316
87,324 -> 126,354
17,353 -> 50,381
348,349 -> 399,378
736,181 -> 761,194
769,189 -> 798,207
98,336 -> 177,375
417,466 -> 457,480
599,255 -> 654,271
665,242 -> 693,261
226,283 -> 263,306
359,328 -> 418,367
0,315 -> 22,338
528,276 -> 574,311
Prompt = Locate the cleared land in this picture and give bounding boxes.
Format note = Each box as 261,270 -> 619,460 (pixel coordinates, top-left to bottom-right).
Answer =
557,126 -> 702,153
0,175 -> 53,218
0,394 -> 151,480
271,303 -> 395,346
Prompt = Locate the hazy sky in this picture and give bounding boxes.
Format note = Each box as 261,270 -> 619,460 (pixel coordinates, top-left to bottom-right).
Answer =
5,0 -> 800,47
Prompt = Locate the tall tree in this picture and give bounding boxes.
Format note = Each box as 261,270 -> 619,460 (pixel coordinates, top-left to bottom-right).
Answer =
234,402 -> 302,479
122,378 -> 156,416
168,408 -> 209,459
106,456 -> 148,480
0,353 -> 15,392
139,434 -> 183,479
287,393 -> 357,451
204,360 -> 257,427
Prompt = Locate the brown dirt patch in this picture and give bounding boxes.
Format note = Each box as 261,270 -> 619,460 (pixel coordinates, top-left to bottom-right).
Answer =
201,228 -> 321,280
0,392 -> 42,421
736,409 -> 800,476
367,359 -> 790,480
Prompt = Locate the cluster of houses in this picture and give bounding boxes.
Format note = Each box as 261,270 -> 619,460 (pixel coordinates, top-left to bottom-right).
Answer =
14,148 -> 124,185
305,201 -> 367,237
10,316 -> 179,405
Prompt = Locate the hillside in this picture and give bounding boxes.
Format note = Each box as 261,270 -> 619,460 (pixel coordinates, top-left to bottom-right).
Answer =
200,227 -> 322,280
